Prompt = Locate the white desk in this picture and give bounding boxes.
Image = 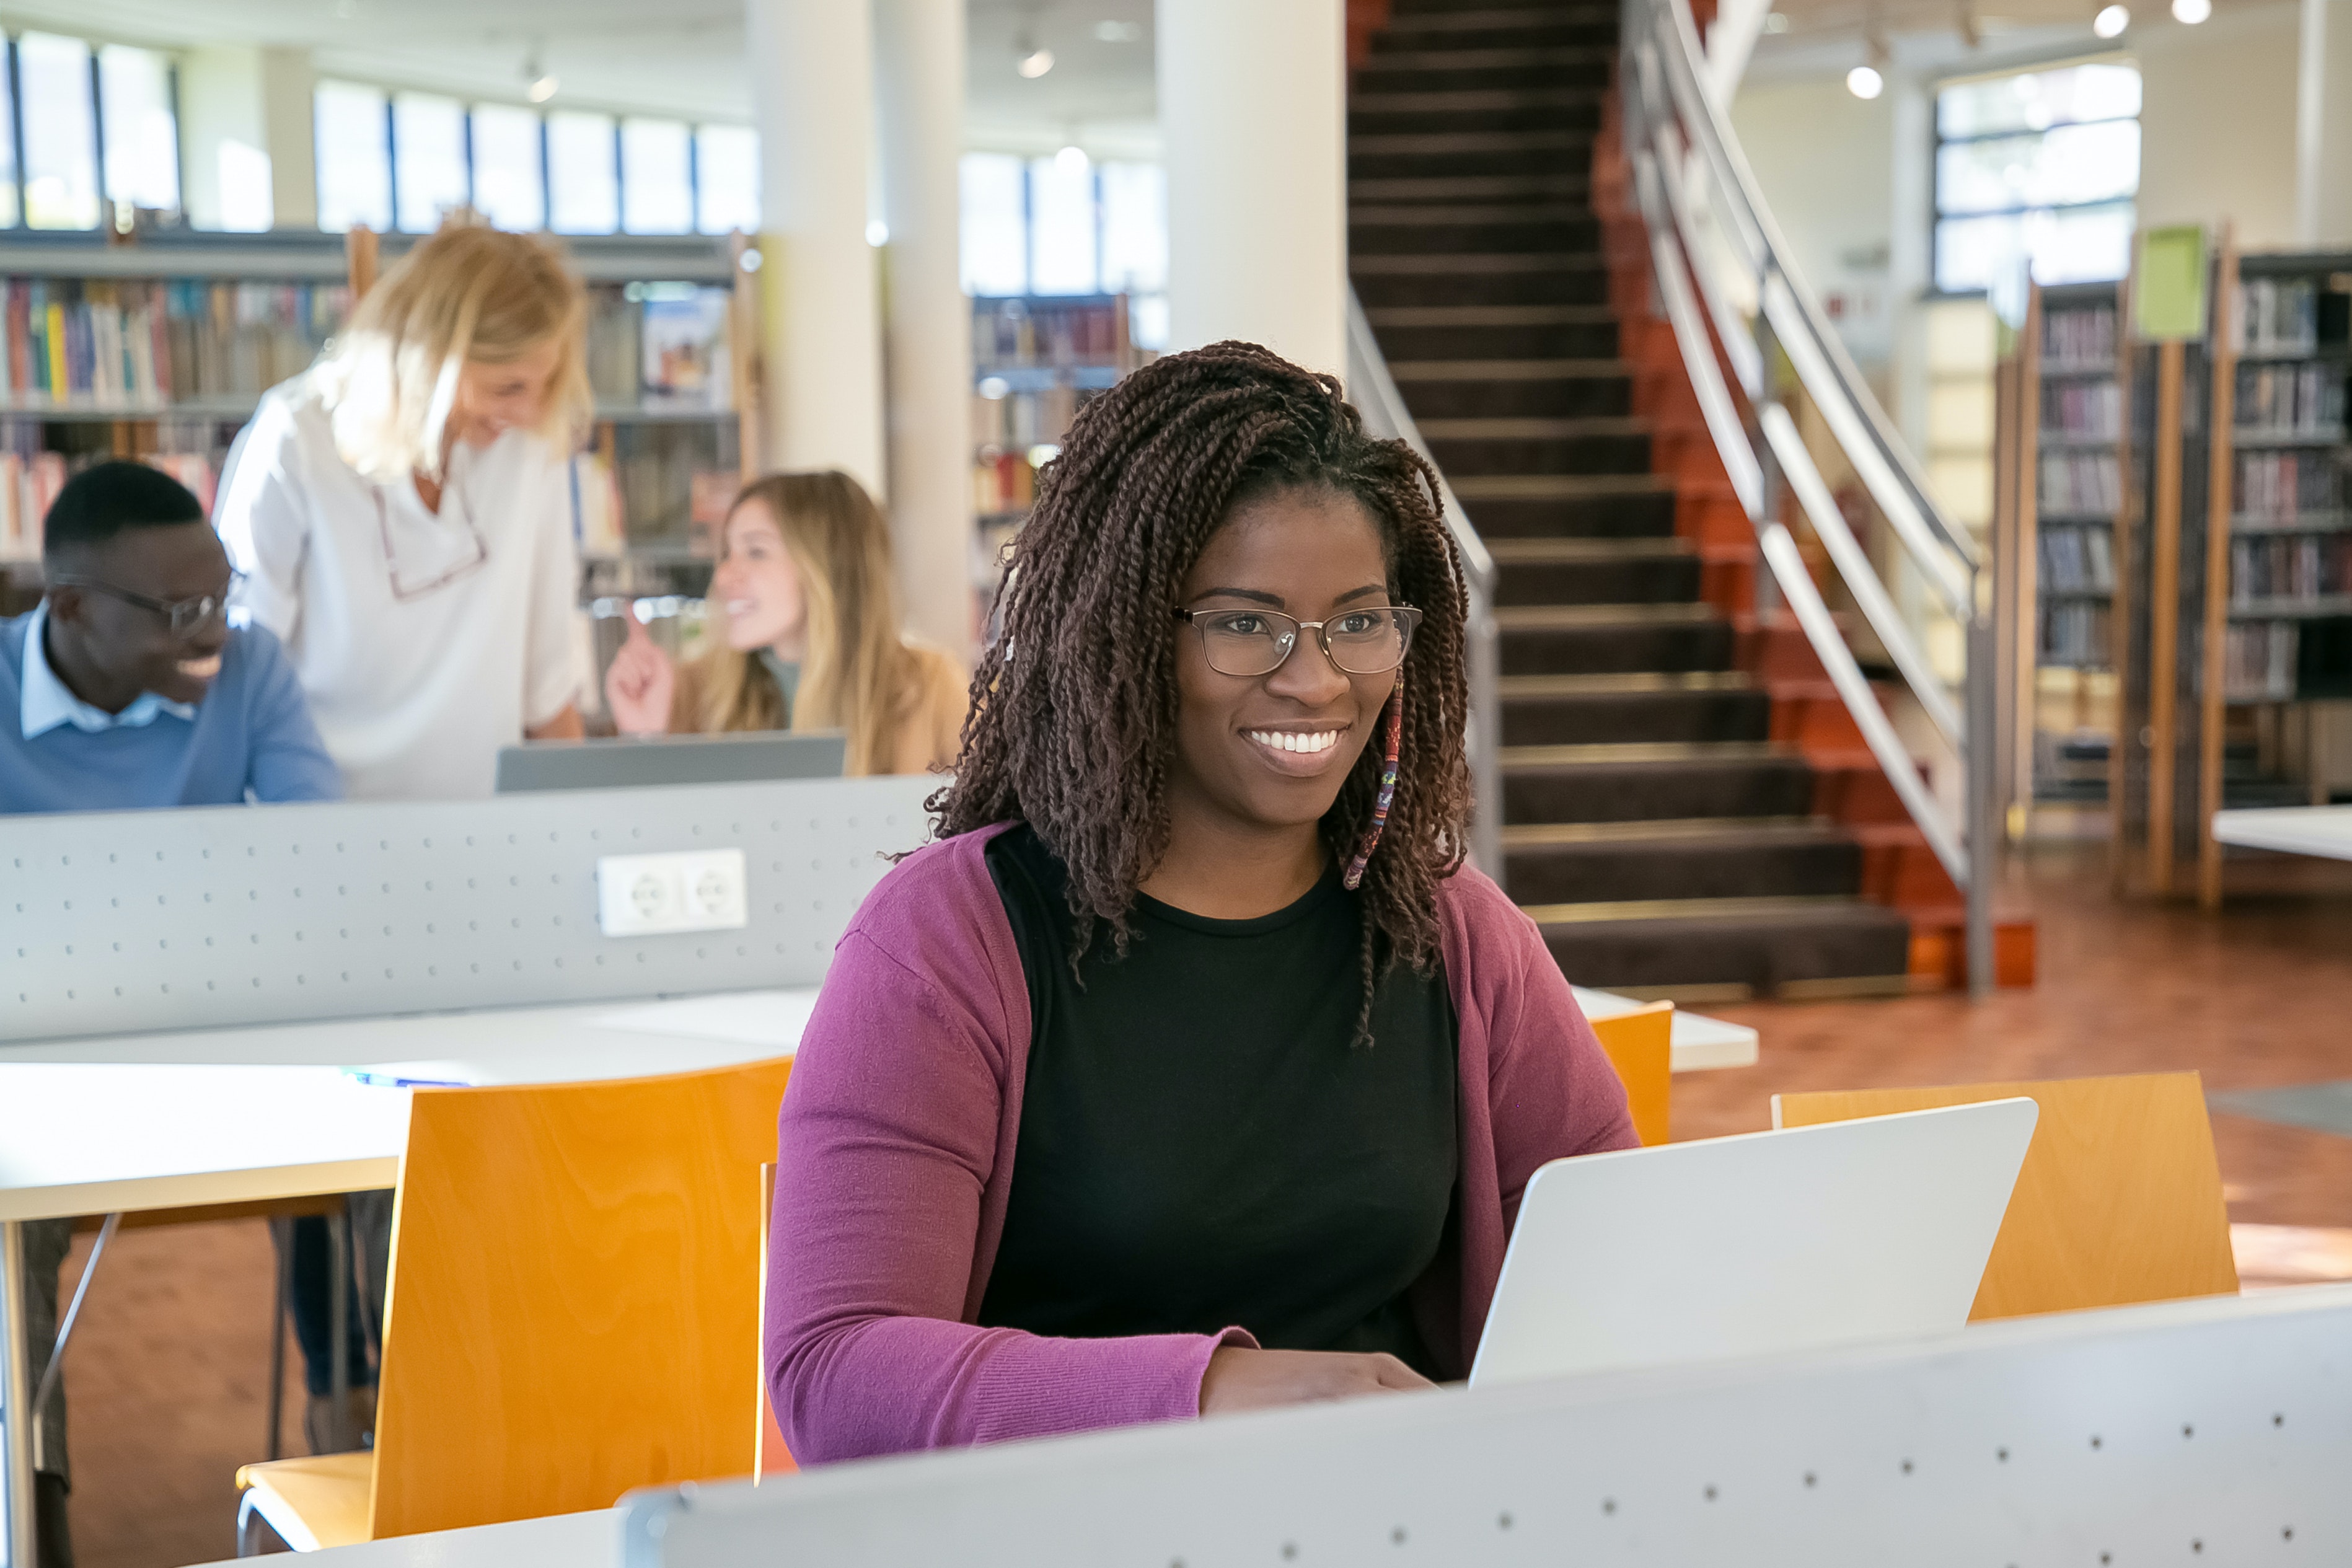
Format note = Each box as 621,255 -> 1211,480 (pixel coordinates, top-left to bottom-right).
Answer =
2212,804 -> 2352,860
1571,988 -> 1759,1073
183,1508 -> 613,1568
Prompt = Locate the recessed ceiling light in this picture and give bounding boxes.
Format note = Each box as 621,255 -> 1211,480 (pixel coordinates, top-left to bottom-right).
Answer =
1094,20 -> 1142,42
2170,0 -> 2209,20
1846,63 -> 1884,97
1018,47 -> 1055,77
2092,3 -> 2130,34
1763,11 -> 1791,30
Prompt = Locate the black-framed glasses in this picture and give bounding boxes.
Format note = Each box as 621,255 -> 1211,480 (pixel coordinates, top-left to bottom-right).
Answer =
50,572 -> 244,638
1176,604 -> 1422,677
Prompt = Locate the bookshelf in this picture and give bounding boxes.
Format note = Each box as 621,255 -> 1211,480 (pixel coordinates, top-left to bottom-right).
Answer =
2016,280 -> 2126,813
970,293 -> 1139,623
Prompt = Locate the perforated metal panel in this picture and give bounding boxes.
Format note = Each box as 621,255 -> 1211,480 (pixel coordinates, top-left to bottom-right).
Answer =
0,777 -> 935,1043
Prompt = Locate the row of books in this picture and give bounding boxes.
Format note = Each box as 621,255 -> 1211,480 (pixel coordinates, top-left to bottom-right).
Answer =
973,449 -> 1041,516
2231,276 -> 2346,357
0,447 -> 216,560
2235,361 -> 2346,436
2041,381 -> 2120,441
2234,449 -> 2346,521
584,284 -> 736,412
0,279 -> 347,409
2039,452 -> 2121,515
2040,523 -> 2115,594
2223,621 -> 2299,702
974,297 -> 1125,371
2229,534 -> 2352,604
973,385 -> 1082,453
576,420 -> 742,557
2037,599 -> 2110,669
2041,304 -> 2116,367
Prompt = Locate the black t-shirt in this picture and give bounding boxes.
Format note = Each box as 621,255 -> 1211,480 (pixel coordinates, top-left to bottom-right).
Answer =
976,823 -> 1460,1376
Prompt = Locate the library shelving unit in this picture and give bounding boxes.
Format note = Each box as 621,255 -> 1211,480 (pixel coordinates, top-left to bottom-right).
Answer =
970,293 -> 1139,619
2014,280 -> 2126,816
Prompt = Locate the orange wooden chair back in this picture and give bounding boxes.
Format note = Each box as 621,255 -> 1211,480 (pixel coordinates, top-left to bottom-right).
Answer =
755,1161 -> 796,1478
1589,1002 -> 1672,1145
1774,1071 -> 2239,1321
368,1055 -> 795,1538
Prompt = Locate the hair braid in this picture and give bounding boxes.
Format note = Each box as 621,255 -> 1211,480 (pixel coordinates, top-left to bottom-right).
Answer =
933,341 -> 1474,1039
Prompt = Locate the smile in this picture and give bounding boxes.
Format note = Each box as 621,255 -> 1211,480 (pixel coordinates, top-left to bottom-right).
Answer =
1246,728 -> 1343,755
177,654 -> 222,679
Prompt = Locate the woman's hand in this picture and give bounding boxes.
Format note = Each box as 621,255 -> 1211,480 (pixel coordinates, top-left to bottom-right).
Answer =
604,607 -> 677,736
1197,1346 -> 1435,1417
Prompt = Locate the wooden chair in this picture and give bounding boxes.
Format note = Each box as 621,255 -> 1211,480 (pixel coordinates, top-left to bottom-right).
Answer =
1773,1072 -> 2239,1321
1589,1001 -> 1673,1145
235,1055 -> 796,1551
754,1162 -> 795,1479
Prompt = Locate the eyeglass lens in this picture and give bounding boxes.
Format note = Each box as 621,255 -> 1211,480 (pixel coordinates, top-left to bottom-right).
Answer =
168,596 -> 227,636
1194,609 -> 1416,677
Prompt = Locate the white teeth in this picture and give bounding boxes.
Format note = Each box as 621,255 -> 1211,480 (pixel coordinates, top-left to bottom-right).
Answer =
178,656 -> 221,678
1248,729 -> 1339,755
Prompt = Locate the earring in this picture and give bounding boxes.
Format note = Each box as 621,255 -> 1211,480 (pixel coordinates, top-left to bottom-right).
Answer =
1342,684 -> 1405,891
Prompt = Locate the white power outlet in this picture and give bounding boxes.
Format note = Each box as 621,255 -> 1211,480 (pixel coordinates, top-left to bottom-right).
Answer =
596,848 -> 749,937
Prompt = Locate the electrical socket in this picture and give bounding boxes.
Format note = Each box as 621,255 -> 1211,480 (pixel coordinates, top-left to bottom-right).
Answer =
596,848 -> 749,937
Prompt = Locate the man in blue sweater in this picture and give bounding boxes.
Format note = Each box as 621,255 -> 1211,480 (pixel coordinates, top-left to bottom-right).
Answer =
2,460 -> 340,1567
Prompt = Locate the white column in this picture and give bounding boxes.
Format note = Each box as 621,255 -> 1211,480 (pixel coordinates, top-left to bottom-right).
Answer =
1158,0 -> 1347,375
874,0 -> 976,659
2298,0 -> 2352,244
746,0 -> 887,499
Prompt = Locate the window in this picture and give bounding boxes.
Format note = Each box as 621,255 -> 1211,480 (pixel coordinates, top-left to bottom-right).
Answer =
471,104 -> 545,232
1934,61 -> 2140,296
1027,152 -> 1098,296
98,45 -> 179,217
315,80 -> 392,232
393,92 -> 469,232
960,153 -> 1029,296
0,50 -> 19,227
547,111 -> 619,234
19,33 -> 100,230
694,124 -> 759,235
1099,162 -> 1167,295
620,118 -> 692,235
958,152 -> 1168,341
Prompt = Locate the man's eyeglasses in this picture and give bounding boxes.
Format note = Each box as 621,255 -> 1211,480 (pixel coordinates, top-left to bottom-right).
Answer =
50,573 -> 244,639
1176,604 -> 1422,677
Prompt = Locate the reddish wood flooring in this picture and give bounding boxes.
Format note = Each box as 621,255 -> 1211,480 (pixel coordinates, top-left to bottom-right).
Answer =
44,840 -> 2352,1567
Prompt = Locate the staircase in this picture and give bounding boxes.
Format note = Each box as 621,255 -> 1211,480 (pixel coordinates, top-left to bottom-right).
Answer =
1349,0 -> 1923,1000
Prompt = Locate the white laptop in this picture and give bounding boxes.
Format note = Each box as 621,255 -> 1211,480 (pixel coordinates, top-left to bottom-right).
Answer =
1468,1098 -> 2038,1388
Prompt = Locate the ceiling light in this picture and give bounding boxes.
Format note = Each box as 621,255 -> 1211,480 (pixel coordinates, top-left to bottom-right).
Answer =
865,219 -> 889,247
2092,3 -> 2130,33
1763,11 -> 1790,29
1054,144 -> 1089,174
1094,20 -> 1142,42
527,74 -> 558,103
1018,47 -> 1055,77
1847,64 -> 1884,97
2170,0 -> 2209,19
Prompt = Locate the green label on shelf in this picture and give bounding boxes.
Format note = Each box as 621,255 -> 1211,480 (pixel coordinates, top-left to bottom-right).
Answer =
2135,226 -> 2208,342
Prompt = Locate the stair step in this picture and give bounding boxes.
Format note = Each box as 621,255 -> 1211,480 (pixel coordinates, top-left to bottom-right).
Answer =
1494,542 -> 1696,602
1502,680 -> 1770,746
1422,415 -> 1652,475
1354,264 -> 1608,310
1350,134 -> 1600,181
1451,471 -> 1678,538
1350,210 -> 1601,255
1507,820 -> 1864,904
1368,305 -> 1619,362
1355,46 -> 1614,94
1497,669 -> 1746,694
1502,813 -> 1807,844
1494,601 -> 1714,629
1486,535 -> 1690,563
1502,741 -> 1812,820
1350,173 -> 1590,205
1525,897 -> 1913,996
1350,89 -> 1603,137
1371,12 -> 1621,52
1394,359 -> 1632,420
1500,610 -> 1728,673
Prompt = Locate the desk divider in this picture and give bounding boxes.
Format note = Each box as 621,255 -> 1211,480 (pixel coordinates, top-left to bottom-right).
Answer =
0,777 -> 935,1044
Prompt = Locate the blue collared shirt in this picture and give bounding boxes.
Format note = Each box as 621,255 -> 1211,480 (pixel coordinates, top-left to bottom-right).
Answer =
18,601 -> 199,739
1,603 -> 341,813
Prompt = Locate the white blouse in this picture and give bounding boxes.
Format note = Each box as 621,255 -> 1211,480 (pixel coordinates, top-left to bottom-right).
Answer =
216,370 -> 585,801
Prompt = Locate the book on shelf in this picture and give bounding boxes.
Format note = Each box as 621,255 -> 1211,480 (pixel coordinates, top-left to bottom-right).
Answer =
573,418 -> 741,559
2038,450 -> 2121,514
0,277 -> 347,410
2041,302 -> 2116,366
2229,534 -> 2352,605
2235,361 -> 2346,435
2038,523 -> 2115,593
0,415 -> 228,561
972,296 -> 1125,371
2224,622 -> 2299,701
2231,276 -> 2335,356
2233,448 -> 2345,521
2037,599 -> 2110,669
584,283 -> 736,412
2041,380 -> 2121,439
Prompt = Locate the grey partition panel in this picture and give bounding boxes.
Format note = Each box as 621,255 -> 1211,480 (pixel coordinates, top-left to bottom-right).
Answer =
0,776 -> 936,1042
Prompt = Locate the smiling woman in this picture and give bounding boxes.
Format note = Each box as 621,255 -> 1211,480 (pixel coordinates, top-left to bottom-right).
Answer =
762,341 -> 1637,1466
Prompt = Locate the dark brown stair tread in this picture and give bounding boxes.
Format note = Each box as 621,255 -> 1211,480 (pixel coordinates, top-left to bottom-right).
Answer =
1349,87 -> 1604,112
1352,253 -> 1604,275
1352,204 -> 1590,225
1378,8 -> 1621,30
1421,414 -> 1648,434
1349,130 -> 1597,153
1357,45 -> 1615,69
1529,899 -> 1911,992
1388,358 -> 1631,379
1498,670 -> 1746,696
1486,536 -> 1691,563
1450,471 -> 1672,496
1502,814 -> 1816,845
1496,602 -> 1717,629
1502,740 -> 1786,765
1350,175 -> 1591,202
1521,894 -> 1864,923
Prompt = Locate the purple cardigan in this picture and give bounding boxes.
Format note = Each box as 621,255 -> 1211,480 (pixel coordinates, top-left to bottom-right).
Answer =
763,823 -> 1638,1464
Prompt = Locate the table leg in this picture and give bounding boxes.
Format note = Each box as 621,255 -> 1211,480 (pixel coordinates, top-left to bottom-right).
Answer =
266,1217 -> 289,1463
2,1219 -> 37,1568
328,1200 -> 350,1454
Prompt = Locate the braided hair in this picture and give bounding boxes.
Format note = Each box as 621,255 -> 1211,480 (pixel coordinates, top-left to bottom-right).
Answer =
933,340 -> 1474,1038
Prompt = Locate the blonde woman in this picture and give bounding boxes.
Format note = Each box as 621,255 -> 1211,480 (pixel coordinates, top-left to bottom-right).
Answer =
216,224 -> 592,801
604,470 -> 969,775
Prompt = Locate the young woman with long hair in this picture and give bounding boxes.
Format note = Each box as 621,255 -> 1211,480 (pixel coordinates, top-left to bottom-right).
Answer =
602,470 -> 968,776
763,341 -> 1636,1464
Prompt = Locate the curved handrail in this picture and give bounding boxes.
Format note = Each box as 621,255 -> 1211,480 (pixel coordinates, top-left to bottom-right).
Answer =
1345,288 -> 1504,883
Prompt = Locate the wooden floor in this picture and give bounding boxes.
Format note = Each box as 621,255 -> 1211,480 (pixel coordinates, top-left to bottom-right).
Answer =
45,839 -> 2352,1567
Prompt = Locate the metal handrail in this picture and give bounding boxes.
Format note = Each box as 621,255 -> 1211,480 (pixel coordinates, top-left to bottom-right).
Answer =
1621,0 -> 1998,996
1345,288 -> 1504,883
